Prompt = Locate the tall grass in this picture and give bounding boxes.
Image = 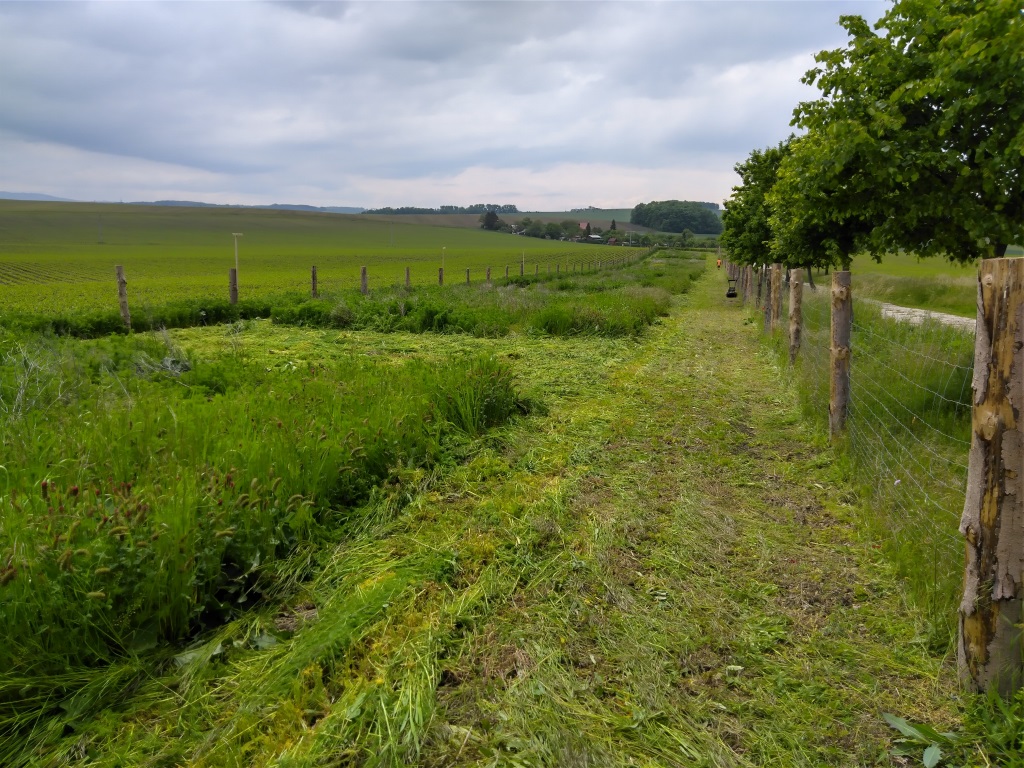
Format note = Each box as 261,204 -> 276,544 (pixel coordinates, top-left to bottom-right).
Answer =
0,332 -> 524,675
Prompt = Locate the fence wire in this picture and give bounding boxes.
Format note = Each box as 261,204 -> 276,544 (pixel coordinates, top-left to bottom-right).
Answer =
785,282 -> 972,644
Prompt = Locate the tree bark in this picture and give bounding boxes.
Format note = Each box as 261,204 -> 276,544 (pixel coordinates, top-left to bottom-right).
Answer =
770,263 -> 783,332
829,271 -> 852,439
959,257 -> 1024,697
789,269 -> 802,365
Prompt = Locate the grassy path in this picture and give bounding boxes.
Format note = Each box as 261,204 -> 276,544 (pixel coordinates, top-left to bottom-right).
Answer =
414,271 -> 958,765
25,270 -> 958,766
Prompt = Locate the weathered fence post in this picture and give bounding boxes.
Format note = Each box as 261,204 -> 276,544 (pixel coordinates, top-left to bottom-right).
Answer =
556,263 -> 560,275
771,263 -> 783,331
535,264 -> 539,276
959,257 -> 1024,698
763,267 -> 774,332
229,268 -> 238,305
744,265 -> 754,304
438,267 -> 444,286
788,268 -> 803,365
755,265 -> 765,309
405,266 -> 411,288
465,268 -> 470,285
829,271 -> 852,439
520,262 -> 524,277
115,266 -> 131,329
505,265 -> 510,279
486,266 -> 491,285
311,265 -> 318,298
361,266 -> 368,295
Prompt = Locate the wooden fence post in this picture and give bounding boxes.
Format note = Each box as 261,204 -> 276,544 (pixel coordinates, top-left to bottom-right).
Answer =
959,257 -> 1024,698
465,268 -> 470,285
311,266 -> 318,298
405,266 -> 411,288
829,271 -> 852,439
755,265 -> 765,309
535,264 -> 539,276
770,263 -> 783,331
229,268 -> 238,305
763,267 -> 774,332
505,265 -> 510,279
115,266 -> 131,329
788,268 -> 803,364
744,265 -> 754,304
361,266 -> 368,295
486,266 -> 491,284
520,262 -> 524,277
438,267 -> 444,286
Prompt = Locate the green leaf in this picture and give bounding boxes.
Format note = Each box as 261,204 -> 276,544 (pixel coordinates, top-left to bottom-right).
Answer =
883,712 -> 929,743
923,744 -> 942,768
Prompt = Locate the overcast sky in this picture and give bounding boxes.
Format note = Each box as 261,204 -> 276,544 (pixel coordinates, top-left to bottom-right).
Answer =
0,1 -> 885,210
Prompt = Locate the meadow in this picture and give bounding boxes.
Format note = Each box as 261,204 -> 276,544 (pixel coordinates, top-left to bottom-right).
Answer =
2,205 -> 1017,765
0,201 -> 636,319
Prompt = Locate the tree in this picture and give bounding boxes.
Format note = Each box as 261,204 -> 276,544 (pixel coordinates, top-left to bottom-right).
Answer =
544,222 -> 562,240
479,210 -> 502,231
610,219 -> 617,231
793,0 -> 1024,262
721,140 -> 790,267
630,201 -> 724,234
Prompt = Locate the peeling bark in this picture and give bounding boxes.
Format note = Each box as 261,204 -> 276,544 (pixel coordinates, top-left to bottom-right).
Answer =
959,258 -> 1024,697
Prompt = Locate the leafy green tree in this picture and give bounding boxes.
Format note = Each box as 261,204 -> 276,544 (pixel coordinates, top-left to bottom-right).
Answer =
792,0 -> 1024,262
610,219 -> 617,232
544,222 -> 563,240
479,210 -> 503,231
721,141 -> 790,267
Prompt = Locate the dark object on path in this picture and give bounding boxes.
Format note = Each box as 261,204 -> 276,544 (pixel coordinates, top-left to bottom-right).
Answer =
726,278 -> 737,298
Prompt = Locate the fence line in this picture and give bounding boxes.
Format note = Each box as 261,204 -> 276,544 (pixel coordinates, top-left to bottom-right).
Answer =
723,257 -> 1022,697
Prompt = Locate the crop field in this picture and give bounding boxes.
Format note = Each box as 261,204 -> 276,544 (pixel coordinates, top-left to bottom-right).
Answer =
0,201 -> 635,318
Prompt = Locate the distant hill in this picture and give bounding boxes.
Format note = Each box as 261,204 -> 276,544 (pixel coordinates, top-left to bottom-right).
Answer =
0,191 -> 76,202
136,200 -> 365,214
0,193 -> 363,213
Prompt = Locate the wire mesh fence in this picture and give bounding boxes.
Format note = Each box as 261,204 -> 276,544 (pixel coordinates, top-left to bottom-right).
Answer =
780,278 -> 973,646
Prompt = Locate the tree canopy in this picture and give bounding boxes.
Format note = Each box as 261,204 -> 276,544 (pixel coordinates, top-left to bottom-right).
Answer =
720,141 -> 789,267
789,0 -> 1024,262
630,200 -> 723,235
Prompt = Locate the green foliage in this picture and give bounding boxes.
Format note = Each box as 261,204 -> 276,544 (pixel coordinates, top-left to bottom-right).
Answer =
721,140 -> 791,266
630,200 -> 723,235
790,0 -> 1024,262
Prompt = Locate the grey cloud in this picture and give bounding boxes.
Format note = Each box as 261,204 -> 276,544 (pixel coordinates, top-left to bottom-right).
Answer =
0,1 -> 885,206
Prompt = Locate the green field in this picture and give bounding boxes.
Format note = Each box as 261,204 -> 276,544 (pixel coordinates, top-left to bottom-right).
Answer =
812,251 -> 1022,318
0,201 -> 636,317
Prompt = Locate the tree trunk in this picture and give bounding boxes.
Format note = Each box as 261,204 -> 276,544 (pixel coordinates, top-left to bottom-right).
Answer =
789,269 -> 802,365
770,263 -> 783,332
806,266 -> 816,292
959,257 -> 1024,697
829,271 -> 852,439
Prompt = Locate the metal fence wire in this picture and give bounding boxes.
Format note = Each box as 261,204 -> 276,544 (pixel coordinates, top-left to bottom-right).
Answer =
787,282 -> 973,644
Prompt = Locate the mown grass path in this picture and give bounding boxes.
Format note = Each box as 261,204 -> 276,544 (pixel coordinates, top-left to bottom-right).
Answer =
411,270 -> 959,766
30,269 -> 959,766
